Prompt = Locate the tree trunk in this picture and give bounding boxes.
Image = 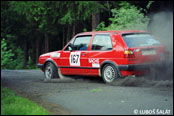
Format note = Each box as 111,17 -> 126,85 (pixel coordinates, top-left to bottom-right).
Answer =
35,30 -> 40,64
66,25 -> 71,44
45,33 -> 49,53
92,12 -> 100,31
72,22 -> 76,37
62,26 -> 65,47
92,1 -> 100,31
23,40 -> 28,68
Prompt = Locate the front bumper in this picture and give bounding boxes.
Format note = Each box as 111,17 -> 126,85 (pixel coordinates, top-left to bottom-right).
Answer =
118,61 -> 170,71
37,63 -> 44,69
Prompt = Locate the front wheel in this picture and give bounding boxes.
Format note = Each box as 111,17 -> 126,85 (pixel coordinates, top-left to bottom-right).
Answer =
102,64 -> 118,84
44,62 -> 59,81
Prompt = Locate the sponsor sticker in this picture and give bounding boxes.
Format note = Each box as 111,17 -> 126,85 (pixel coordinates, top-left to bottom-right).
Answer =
89,58 -> 100,68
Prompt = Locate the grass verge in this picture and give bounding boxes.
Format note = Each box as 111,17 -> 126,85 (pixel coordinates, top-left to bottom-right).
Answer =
1,86 -> 51,115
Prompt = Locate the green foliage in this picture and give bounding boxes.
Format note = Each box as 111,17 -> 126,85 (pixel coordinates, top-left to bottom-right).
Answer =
26,56 -> 37,69
97,2 -> 150,31
1,87 -> 51,115
96,21 -> 106,31
146,1 -> 154,10
9,1 -> 58,35
12,48 -> 25,69
59,1 -> 103,25
1,38 -> 25,69
83,28 -> 87,32
1,1 -> 153,69
1,38 -> 14,69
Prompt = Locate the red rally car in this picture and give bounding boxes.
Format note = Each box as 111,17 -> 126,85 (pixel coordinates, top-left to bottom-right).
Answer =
38,30 -> 169,84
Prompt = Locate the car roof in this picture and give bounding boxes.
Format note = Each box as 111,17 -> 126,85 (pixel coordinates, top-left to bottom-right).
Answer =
76,30 -> 147,36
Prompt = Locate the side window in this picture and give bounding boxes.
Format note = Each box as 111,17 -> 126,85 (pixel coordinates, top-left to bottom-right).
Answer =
65,35 -> 91,51
91,34 -> 113,51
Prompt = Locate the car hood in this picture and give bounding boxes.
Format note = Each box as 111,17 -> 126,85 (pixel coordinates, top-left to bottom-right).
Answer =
40,50 -> 62,58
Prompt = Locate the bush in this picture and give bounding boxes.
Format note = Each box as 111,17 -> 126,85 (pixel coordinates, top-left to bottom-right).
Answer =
13,47 -> 25,69
1,38 -> 25,69
1,38 -> 14,69
97,2 -> 149,31
96,21 -> 106,31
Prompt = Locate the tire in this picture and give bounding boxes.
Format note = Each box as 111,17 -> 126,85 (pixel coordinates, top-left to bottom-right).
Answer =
102,64 -> 118,84
44,62 -> 59,81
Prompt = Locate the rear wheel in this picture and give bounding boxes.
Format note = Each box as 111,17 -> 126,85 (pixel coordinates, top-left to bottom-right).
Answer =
102,64 -> 118,84
44,62 -> 59,81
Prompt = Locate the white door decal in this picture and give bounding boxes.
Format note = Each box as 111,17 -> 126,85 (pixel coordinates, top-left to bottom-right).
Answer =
89,58 -> 100,68
69,52 -> 81,66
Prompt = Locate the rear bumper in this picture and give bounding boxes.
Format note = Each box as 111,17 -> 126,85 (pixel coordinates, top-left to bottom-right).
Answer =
118,61 -> 170,71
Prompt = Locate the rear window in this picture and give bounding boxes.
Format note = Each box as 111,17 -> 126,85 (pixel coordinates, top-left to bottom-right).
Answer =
122,33 -> 161,47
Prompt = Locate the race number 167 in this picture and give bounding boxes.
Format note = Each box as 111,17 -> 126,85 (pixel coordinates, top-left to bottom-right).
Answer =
71,54 -> 79,64
69,52 -> 81,66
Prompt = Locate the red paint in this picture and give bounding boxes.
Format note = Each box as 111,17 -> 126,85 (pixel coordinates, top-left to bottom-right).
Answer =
38,31 -> 169,77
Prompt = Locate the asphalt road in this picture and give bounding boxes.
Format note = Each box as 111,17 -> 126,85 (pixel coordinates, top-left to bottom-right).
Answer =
1,70 -> 173,115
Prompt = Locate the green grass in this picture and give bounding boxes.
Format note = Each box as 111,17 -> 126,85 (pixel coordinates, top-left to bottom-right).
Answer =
1,87 -> 51,115
90,88 -> 103,92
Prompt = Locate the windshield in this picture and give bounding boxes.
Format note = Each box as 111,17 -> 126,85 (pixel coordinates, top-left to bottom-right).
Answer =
122,33 -> 161,47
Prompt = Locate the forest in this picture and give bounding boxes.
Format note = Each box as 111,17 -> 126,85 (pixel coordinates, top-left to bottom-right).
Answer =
1,1 -> 173,69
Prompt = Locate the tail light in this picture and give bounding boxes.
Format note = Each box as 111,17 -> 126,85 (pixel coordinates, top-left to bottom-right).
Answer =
124,50 -> 135,58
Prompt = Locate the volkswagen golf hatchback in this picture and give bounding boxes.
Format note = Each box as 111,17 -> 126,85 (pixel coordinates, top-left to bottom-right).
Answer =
38,30 -> 169,83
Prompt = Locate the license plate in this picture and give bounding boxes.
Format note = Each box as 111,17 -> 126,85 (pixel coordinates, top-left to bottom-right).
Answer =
142,50 -> 156,55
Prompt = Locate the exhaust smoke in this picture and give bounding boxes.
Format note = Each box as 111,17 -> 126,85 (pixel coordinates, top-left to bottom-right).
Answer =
147,11 -> 173,81
148,11 -> 173,61
111,11 -> 173,87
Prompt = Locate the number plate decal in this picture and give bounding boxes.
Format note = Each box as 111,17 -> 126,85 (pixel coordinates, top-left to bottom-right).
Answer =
69,52 -> 81,66
142,50 -> 156,55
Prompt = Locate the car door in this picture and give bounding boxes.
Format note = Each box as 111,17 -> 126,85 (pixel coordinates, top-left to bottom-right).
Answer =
87,34 -> 114,75
59,35 -> 92,75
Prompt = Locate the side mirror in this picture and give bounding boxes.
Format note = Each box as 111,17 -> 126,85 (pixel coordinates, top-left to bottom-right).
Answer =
68,44 -> 73,52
